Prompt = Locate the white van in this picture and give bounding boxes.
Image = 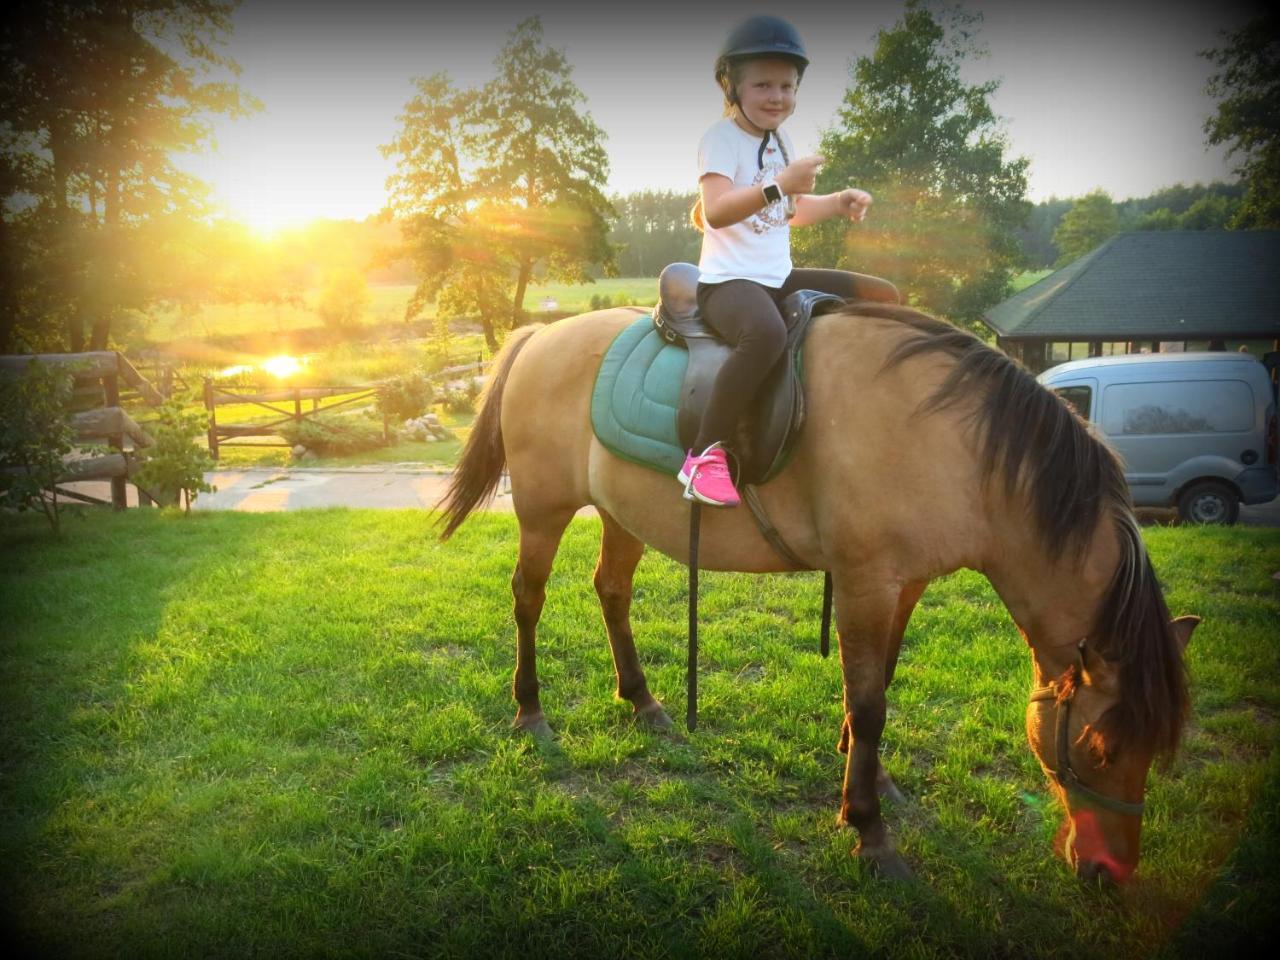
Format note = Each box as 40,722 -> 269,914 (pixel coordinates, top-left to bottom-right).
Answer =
1038,353 -> 1279,524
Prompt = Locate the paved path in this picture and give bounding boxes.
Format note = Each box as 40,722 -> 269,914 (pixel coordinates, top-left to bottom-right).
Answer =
59,466 -> 1279,526
194,467 -> 501,514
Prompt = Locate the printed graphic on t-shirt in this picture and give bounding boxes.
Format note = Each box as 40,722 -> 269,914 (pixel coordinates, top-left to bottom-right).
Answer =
748,148 -> 789,234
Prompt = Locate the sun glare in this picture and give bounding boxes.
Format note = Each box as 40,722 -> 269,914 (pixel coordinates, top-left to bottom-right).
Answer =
261,355 -> 303,379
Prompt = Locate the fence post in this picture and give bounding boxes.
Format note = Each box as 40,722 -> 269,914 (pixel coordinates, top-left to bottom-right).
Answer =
104,364 -> 127,510
204,377 -> 219,460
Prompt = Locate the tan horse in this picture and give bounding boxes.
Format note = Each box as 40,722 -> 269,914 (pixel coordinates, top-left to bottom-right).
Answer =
438,302 -> 1196,883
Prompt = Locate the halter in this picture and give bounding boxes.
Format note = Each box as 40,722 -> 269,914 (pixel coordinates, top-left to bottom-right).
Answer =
1028,640 -> 1145,818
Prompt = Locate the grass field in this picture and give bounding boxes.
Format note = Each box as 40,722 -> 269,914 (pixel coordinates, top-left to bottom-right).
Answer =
142,279 -> 662,345
1,511 -> 1277,958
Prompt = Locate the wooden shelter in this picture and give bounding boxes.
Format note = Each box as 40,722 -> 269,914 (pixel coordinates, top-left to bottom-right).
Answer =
982,231 -> 1280,372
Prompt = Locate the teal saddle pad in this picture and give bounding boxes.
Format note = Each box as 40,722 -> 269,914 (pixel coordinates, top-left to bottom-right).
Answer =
591,315 -> 689,475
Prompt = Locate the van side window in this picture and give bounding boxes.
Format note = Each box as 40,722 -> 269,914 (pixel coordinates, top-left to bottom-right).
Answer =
1102,380 -> 1253,435
1053,385 -> 1093,421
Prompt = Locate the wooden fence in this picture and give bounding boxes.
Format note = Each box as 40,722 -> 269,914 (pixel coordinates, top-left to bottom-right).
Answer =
203,381 -> 385,459
203,360 -> 491,460
0,351 -> 162,508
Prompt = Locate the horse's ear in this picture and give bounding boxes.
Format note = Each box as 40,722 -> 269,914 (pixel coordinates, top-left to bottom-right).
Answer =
1170,615 -> 1201,652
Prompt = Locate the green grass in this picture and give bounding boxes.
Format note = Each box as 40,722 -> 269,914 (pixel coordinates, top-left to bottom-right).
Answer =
2,512 -> 1276,957
1011,269 -> 1053,293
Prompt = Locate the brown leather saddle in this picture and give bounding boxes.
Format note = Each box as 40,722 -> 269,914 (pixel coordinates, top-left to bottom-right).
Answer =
652,262 -> 845,485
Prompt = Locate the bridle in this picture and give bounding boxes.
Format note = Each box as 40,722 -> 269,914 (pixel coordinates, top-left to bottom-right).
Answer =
1028,640 -> 1145,818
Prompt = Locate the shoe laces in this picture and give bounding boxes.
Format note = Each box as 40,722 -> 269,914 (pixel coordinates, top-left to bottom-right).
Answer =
695,449 -> 732,482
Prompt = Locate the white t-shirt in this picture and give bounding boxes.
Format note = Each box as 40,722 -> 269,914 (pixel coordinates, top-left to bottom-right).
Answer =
697,117 -> 795,288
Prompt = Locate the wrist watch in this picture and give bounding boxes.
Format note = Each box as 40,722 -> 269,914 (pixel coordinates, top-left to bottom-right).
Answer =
761,179 -> 784,205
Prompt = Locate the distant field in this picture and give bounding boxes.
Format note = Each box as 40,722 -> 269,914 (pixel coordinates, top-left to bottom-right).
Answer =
142,279 -> 661,345
1010,269 -> 1052,293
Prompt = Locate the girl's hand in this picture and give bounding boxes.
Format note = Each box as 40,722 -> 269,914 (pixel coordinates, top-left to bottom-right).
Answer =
776,155 -> 824,196
839,188 -> 872,222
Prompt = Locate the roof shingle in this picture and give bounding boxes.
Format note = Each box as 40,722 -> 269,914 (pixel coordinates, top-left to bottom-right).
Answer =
984,231 -> 1280,340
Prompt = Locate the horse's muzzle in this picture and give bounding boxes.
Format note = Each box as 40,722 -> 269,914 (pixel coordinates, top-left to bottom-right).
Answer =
1074,857 -> 1131,885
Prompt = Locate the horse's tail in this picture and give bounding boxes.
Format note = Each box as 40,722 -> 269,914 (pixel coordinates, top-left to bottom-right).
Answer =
435,325 -> 541,540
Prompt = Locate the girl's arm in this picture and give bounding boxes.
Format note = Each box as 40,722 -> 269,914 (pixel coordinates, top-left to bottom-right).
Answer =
699,155 -> 825,229
790,188 -> 872,227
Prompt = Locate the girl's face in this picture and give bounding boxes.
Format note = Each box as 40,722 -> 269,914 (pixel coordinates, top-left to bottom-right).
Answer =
733,58 -> 799,134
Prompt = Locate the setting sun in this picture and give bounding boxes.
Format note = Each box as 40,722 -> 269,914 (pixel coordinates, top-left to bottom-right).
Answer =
260,355 -> 303,378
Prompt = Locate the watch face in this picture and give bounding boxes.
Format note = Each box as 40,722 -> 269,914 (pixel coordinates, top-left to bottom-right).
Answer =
764,183 -> 783,204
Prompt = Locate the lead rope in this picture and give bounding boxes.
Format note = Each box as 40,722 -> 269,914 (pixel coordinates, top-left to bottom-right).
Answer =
687,501 -> 701,731
820,571 -> 833,658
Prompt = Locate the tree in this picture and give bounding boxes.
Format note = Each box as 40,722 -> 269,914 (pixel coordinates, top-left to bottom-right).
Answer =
1135,207 -> 1179,231
383,17 -> 615,352
609,191 -> 701,276
133,400 -> 214,512
794,1 -> 1030,329
1202,13 -> 1280,228
1017,196 -> 1073,268
316,268 -> 370,334
0,1 -> 255,352
1176,192 -> 1237,230
1052,189 -> 1118,265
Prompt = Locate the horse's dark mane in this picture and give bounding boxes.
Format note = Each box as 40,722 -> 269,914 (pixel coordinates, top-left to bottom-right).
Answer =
850,301 -> 1188,757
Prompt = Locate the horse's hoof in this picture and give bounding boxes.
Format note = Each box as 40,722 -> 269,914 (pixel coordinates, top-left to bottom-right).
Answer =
514,713 -> 556,741
859,847 -> 915,882
635,702 -> 675,732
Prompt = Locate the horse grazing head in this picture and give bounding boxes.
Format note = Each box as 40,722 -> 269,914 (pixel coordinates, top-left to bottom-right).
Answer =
1025,615 -> 1198,884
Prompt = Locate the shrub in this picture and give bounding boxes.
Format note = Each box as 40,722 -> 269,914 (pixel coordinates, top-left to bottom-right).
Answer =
134,401 -> 215,512
589,293 -> 614,311
279,415 -> 387,457
442,385 -> 476,415
0,360 -> 75,535
442,391 -> 472,415
377,373 -> 433,422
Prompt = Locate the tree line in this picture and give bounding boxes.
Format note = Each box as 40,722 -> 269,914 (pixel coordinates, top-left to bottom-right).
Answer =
3,2 -> 1276,353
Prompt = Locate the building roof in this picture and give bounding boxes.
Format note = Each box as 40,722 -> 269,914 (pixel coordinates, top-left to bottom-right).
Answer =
983,231 -> 1280,341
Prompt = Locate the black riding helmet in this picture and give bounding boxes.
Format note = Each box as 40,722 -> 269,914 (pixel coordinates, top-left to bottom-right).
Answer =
713,15 -> 809,170
714,15 -> 809,100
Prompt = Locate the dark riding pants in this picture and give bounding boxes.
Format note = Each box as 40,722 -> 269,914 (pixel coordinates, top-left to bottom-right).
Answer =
693,268 -> 898,451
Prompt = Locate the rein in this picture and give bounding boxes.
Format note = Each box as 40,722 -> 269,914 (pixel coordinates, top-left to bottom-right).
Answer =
1028,641 -> 1145,818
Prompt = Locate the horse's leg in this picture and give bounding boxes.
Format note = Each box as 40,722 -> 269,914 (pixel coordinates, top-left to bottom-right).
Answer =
511,507 -> 575,740
594,510 -> 673,731
832,574 -> 915,880
840,581 -> 928,804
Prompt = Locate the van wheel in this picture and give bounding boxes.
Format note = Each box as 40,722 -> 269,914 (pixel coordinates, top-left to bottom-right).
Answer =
1177,481 -> 1240,525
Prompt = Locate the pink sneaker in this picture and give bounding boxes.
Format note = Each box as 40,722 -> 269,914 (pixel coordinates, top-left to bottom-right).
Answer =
677,442 -> 740,507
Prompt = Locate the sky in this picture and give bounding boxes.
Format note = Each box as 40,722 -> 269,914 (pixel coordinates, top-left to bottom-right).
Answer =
179,0 -> 1265,232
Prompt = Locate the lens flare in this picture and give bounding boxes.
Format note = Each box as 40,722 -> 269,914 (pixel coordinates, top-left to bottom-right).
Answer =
261,355 -> 303,379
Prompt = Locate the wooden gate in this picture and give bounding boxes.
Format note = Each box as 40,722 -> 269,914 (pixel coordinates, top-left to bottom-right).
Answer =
203,381 -> 386,459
